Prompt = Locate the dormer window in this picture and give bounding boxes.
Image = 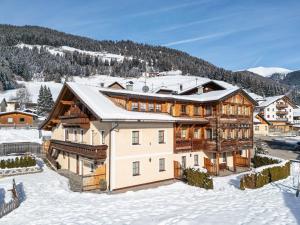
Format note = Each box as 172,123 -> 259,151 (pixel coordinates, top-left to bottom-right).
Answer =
194,106 -> 200,116
181,105 -> 187,115
132,102 -> 138,111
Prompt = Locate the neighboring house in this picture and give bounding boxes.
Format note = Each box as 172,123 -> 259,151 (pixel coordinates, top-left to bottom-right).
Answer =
41,82 -> 256,191
256,95 -> 297,134
253,113 -> 270,136
0,111 -> 38,127
293,108 -> 300,133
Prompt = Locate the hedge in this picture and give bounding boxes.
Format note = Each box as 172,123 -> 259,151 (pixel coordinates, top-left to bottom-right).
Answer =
0,156 -> 36,169
183,168 -> 213,190
240,161 -> 290,190
251,155 -> 280,168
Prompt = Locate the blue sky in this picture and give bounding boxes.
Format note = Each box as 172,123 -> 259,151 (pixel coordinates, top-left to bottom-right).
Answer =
0,0 -> 299,71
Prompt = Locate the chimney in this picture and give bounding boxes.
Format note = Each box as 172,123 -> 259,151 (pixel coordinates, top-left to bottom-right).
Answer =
197,86 -> 204,94
179,84 -> 183,91
100,82 -> 105,88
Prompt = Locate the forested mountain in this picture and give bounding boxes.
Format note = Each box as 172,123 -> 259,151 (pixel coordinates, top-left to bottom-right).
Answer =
0,24 -> 299,103
281,70 -> 300,87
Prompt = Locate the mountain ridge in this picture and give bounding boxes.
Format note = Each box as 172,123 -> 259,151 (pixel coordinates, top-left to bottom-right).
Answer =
0,24 -> 299,104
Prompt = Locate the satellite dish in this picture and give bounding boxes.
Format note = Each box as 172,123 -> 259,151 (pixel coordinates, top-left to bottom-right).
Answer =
142,85 -> 150,93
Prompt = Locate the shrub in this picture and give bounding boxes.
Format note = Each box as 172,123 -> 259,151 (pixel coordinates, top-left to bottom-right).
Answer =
183,168 -> 213,190
99,179 -> 107,191
0,160 -> 5,169
240,161 -> 290,190
252,155 -> 280,168
0,156 -> 36,169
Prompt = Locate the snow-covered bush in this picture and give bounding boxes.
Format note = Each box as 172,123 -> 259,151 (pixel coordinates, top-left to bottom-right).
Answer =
252,155 -> 280,168
183,168 -> 213,190
0,156 -> 36,169
240,156 -> 290,190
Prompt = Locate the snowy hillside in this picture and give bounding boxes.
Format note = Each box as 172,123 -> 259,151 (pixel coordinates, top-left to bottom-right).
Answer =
16,43 -> 126,63
247,66 -> 292,77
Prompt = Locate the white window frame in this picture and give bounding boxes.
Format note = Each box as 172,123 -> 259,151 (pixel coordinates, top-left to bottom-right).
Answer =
159,158 -> 165,172
80,129 -> 84,143
73,129 -> 78,142
100,130 -> 105,145
131,130 -> 140,145
132,161 -> 140,176
158,130 -> 165,144
194,154 -> 199,166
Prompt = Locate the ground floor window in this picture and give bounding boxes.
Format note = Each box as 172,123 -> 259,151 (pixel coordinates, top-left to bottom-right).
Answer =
181,156 -> 186,169
90,162 -> 95,172
222,152 -> 227,163
132,161 -> 140,176
194,154 -> 199,166
255,126 -> 259,131
7,117 -> 13,123
159,158 -> 165,172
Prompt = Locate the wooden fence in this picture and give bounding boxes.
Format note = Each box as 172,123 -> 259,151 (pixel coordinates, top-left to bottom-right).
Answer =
0,142 -> 41,156
0,179 -> 21,218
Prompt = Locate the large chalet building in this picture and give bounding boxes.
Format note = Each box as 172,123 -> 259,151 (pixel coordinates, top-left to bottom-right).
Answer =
41,81 -> 256,192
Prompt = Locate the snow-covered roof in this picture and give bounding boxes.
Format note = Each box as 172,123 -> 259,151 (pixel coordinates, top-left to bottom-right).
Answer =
0,110 -> 38,117
258,95 -> 285,108
67,83 -> 208,122
246,91 -> 264,102
99,85 -> 243,103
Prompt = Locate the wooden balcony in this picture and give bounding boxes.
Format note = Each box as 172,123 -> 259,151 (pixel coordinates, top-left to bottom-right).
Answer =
276,110 -> 288,116
221,139 -> 253,149
276,103 -> 288,109
59,113 -> 90,129
49,139 -> 107,160
175,139 -> 216,152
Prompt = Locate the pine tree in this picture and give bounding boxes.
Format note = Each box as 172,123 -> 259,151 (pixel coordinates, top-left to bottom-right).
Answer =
37,85 -> 45,115
44,86 -> 54,111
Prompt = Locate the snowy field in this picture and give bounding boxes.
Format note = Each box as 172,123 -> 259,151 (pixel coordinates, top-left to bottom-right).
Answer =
0,128 -> 50,144
0,164 -> 299,225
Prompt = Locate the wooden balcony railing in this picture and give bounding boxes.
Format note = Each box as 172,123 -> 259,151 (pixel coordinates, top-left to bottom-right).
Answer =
221,139 -> 252,148
49,139 -> 107,160
175,139 -> 216,152
276,103 -> 288,109
276,110 -> 288,116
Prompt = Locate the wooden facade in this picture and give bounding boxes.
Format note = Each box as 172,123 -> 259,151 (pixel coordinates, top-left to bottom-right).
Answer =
0,111 -> 37,126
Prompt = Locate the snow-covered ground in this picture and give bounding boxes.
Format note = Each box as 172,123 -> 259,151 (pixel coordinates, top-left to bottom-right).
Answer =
0,163 -> 299,225
0,129 -> 50,144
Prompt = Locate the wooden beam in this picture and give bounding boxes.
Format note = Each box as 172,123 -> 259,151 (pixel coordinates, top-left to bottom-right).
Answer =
60,100 -> 74,105
50,119 -> 60,124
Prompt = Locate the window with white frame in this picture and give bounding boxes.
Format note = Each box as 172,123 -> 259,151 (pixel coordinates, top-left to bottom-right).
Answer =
131,102 -> 138,111
65,129 -> 69,141
7,117 -> 13,123
194,154 -> 199,166
206,129 -> 213,140
74,130 -> 78,142
149,103 -> 154,112
90,162 -> 95,172
194,128 -> 199,139
80,129 -> 84,143
159,158 -> 165,172
156,103 -> 162,112
132,131 -> 139,145
158,130 -> 165,144
100,130 -> 105,144
140,103 -> 146,112
181,128 -> 187,139
132,161 -> 140,176
205,106 -> 212,116
194,106 -> 200,116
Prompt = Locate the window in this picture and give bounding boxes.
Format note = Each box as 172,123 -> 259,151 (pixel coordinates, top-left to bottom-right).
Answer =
132,131 -> 139,145
131,102 -> 138,111
222,152 -> 227,163
90,162 -> 95,172
74,130 -> 78,142
193,128 -> 199,139
149,103 -> 154,112
156,104 -> 162,112
255,126 -> 259,131
158,130 -> 165,144
132,161 -> 140,176
19,118 -> 25,123
181,105 -> 187,114
181,156 -> 186,169
238,106 -> 241,115
206,129 -> 213,140
100,131 -> 105,144
222,105 -> 227,115
65,129 -> 69,141
211,153 -> 216,163
181,128 -> 187,139
194,154 -> 199,166
230,105 -> 234,115
230,129 -> 235,139
159,158 -> 165,171
80,129 -> 84,143
267,108 -> 270,111
7,117 -> 13,123
140,103 -> 146,112
194,106 -> 200,116
205,106 -> 212,116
